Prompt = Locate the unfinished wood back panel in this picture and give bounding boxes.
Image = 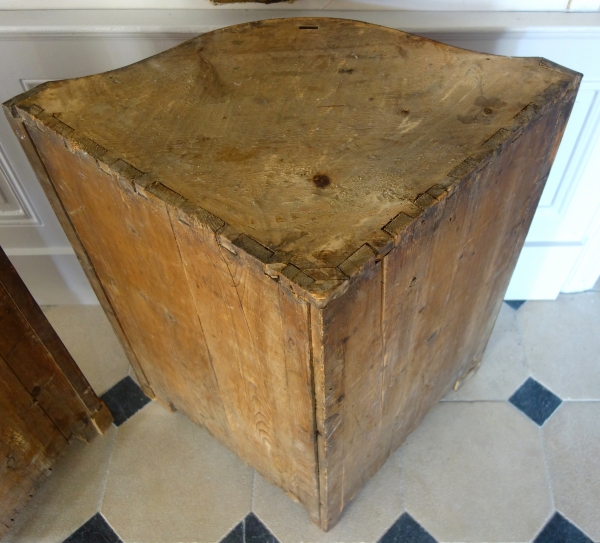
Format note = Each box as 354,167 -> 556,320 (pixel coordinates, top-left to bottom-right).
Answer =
169,215 -> 319,515
4,18 -> 581,532
3,114 -> 153,398
26,125 -> 235,444
312,79 -> 579,529
25,120 -> 320,519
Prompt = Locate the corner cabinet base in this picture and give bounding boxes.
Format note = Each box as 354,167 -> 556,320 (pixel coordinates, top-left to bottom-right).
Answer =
3,18 -> 580,530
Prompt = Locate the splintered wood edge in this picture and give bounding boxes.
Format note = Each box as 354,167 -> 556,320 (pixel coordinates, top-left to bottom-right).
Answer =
3,62 -> 581,309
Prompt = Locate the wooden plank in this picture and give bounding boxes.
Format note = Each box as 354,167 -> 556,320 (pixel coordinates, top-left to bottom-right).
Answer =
0,248 -> 111,439
313,259 -> 384,530
0,355 -> 67,536
311,79 -> 580,531
170,213 -> 319,517
0,285 -> 94,442
2,113 -> 152,398
2,18 -> 582,532
26,126 -> 235,444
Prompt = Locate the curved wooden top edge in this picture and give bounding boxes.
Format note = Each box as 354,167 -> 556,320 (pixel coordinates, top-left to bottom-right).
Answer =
2,19 -> 582,309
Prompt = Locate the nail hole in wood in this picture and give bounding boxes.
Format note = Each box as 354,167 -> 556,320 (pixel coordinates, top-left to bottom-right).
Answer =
313,174 -> 331,188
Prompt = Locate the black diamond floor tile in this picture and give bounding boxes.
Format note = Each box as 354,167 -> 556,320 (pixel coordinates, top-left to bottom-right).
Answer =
100,375 -> 151,426
62,513 -> 121,543
378,513 -> 437,543
534,512 -> 594,543
219,514 -> 279,543
245,513 -> 279,543
509,377 -> 562,426
221,521 -> 244,543
504,299 -> 527,310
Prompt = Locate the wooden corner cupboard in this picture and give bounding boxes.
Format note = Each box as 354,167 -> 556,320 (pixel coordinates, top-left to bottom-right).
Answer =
3,18 -> 580,530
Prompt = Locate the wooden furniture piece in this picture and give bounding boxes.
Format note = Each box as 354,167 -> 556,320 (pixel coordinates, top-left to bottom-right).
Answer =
0,246 -> 112,537
3,18 -> 580,530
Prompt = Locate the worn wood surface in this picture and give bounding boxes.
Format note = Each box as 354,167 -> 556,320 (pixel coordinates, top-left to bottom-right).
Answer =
3,18 -> 580,530
0,246 -> 112,537
4,114 -> 154,399
0,354 -> 67,536
3,18 -> 575,282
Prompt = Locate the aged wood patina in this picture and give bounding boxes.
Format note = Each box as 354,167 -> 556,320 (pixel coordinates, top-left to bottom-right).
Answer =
3,18 -> 580,530
0,247 -> 112,537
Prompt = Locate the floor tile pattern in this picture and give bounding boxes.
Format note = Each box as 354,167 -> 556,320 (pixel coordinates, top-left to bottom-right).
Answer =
221,523 -> 245,543
221,514 -> 280,543
4,295 -> 599,543
504,299 -> 527,310
518,292 -> 600,399
62,514 -> 121,543
378,513 -> 436,543
402,402 -> 553,542
509,377 -> 562,426
542,402 -> 600,540
533,513 -> 594,543
100,376 -> 151,426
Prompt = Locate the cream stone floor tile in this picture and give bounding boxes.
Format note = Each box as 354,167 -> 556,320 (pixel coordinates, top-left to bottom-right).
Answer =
543,401 -> 600,541
518,292 -> 600,400
252,450 -> 403,543
402,402 -> 552,543
101,402 -> 252,543
444,303 -> 529,401
4,425 -> 117,543
42,305 -> 130,395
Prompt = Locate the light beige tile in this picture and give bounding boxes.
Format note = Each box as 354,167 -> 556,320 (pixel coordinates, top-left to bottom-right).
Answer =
42,305 -> 130,395
253,450 -> 403,543
543,401 -> 600,541
444,303 -> 529,401
101,402 -> 252,543
402,402 -> 552,542
4,425 -> 117,543
518,292 -> 600,399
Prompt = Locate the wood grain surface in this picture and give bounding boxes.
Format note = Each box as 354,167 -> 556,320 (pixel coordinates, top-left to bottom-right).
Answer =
0,247 -> 112,536
3,18 -> 581,530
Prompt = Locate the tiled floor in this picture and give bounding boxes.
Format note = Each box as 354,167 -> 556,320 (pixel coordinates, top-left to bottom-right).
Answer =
3,291 -> 600,543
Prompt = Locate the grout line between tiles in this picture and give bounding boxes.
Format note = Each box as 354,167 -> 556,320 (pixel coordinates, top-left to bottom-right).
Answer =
513,306 -> 532,379
535,418 -> 558,543
539,424 -> 556,512
96,425 -> 118,515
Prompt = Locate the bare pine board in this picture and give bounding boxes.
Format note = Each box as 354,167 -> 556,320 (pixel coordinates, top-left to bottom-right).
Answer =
3,18 -> 581,530
4,114 -> 153,399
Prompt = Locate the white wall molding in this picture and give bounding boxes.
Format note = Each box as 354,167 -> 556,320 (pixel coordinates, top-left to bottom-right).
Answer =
0,142 -> 41,226
1,11 -> 600,37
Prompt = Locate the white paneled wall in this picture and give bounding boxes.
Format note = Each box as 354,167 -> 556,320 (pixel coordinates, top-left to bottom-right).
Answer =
0,11 -> 599,303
